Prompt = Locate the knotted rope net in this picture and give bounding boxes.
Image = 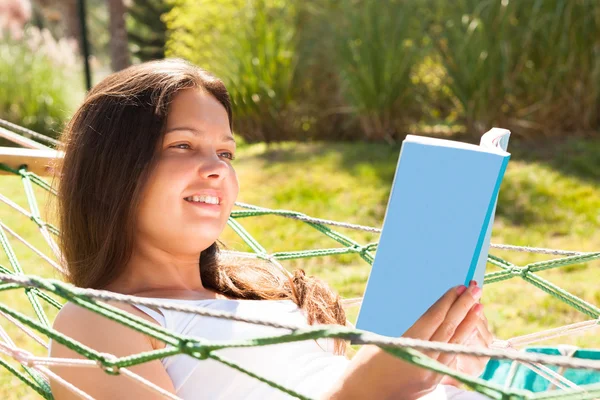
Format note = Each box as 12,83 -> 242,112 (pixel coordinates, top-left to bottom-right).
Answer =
0,119 -> 599,399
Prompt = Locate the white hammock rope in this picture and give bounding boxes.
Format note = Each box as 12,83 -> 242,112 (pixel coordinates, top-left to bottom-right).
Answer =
0,341 -> 182,400
232,203 -> 593,257
0,193 -> 62,264
0,119 -> 60,147
0,222 -> 63,273
1,274 -> 599,373
0,310 -> 49,350
505,320 -> 600,349
521,362 -> 579,391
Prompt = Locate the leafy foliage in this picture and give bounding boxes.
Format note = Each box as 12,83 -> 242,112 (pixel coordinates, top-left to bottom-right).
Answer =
430,0 -> 600,137
127,0 -> 172,62
166,0 -> 298,142
166,0 -> 600,141
333,0 -> 427,141
0,27 -> 80,141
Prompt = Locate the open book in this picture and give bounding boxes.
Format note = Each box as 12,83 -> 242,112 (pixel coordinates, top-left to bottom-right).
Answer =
355,128 -> 511,338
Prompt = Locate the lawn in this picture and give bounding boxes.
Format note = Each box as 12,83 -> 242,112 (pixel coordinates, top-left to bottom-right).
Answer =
0,137 -> 599,398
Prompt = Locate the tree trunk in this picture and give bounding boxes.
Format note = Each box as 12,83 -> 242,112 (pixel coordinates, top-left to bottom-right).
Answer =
61,0 -> 80,41
107,0 -> 130,71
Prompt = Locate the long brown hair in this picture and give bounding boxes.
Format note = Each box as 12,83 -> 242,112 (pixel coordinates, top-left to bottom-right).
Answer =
57,58 -> 346,353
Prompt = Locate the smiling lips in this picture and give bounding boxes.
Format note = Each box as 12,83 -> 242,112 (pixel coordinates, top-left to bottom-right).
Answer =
184,195 -> 220,205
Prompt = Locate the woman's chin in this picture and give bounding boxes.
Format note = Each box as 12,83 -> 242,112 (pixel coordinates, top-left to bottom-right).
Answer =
180,227 -> 223,246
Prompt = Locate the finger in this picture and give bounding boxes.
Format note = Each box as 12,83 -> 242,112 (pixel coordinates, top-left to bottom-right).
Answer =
451,330 -> 491,377
474,309 -> 494,346
447,357 -> 458,371
480,307 -> 488,321
479,309 -> 489,326
403,284 -> 467,340
468,331 -> 492,374
476,318 -> 494,347
428,284 -> 482,344
469,330 -> 491,351
437,303 -> 483,366
423,285 -> 482,361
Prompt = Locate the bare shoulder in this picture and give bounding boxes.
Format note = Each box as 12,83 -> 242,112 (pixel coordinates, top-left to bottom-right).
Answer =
53,299 -> 166,349
49,301 -> 174,400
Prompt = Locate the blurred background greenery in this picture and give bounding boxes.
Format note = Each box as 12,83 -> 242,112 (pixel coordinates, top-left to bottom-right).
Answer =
3,0 -> 600,142
0,0 -> 599,398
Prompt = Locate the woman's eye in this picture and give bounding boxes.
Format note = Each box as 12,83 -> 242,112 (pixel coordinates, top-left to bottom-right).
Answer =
170,143 -> 191,150
219,151 -> 235,161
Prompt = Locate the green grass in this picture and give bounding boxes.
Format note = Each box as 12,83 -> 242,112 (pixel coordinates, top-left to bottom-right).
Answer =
0,138 -> 599,398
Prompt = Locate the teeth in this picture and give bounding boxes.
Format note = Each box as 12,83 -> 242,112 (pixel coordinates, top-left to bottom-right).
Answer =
186,195 -> 220,205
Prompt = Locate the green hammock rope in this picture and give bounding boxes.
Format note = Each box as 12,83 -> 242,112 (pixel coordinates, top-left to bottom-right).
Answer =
0,160 -> 599,400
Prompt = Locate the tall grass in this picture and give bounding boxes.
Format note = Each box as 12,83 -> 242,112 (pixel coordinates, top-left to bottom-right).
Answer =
333,0 -> 427,142
167,0 -> 600,141
428,0 -> 518,135
166,0 -> 430,142
0,27 -> 81,141
165,0 -> 298,142
516,0 -> 600,136
431,0 -> 600,138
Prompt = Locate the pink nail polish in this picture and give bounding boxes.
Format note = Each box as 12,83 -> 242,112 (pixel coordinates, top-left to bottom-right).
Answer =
456,285 -> 467,295
471,286 -> 482,300
469,280 -> 477,287
474,303 -> 484,315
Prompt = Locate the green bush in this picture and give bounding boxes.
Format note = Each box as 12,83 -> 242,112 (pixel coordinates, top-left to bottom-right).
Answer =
428,0 -> 524,136
515,0 -> 600,137
430,0 -> 600,138
166,0 -> 600,141
166,0 -> 299,143
332,0 -> 427,142
0,27 -> 80,141
166,0 -> 429,142
127,0 -> 172,62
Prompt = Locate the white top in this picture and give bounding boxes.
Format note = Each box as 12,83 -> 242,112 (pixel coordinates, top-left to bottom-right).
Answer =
131,298 -> 491,400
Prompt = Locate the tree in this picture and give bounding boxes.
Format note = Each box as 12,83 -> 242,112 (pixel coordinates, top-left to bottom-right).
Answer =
127,0 -> 172,62
29,0 -> 79,41
107,0 -> 130,71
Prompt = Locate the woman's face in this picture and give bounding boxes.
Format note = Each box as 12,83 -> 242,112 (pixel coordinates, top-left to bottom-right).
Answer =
135,88 -> 239,256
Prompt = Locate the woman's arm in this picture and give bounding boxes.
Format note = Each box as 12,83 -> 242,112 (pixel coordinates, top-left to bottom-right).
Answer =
322,283 -> 486,400
49,301 -> 176,400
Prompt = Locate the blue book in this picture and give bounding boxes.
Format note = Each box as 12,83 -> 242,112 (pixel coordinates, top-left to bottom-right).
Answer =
355,128 -> 511,338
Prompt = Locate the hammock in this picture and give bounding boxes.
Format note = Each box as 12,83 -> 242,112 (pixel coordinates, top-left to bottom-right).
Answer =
0,118 -> 599,399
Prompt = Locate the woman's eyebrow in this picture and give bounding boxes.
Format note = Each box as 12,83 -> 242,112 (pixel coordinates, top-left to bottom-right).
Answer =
165,126 -> 236,143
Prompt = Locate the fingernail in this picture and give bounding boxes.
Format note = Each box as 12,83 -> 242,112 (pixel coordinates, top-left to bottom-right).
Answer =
469,280 -> 477,287
456,285 -> 467,295
474,303 -> 484,316
471,286 -> 482,301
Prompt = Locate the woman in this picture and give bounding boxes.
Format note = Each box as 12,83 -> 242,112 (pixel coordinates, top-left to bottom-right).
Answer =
49,58 -> 493,399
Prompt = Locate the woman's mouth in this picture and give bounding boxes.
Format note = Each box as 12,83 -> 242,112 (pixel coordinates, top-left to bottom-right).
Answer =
183,195 -> 222,215
183,195 -> 221,205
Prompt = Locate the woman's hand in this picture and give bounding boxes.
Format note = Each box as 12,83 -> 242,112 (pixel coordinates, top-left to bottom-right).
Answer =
441,281 -> 494,387
322,282 -> 487,400
400,281 -> 486,398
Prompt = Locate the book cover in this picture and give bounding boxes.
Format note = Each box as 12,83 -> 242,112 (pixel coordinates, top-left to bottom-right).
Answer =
355,128 -> 511,338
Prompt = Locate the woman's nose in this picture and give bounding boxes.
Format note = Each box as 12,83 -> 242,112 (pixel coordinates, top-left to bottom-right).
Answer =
196,154 -> 229,180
